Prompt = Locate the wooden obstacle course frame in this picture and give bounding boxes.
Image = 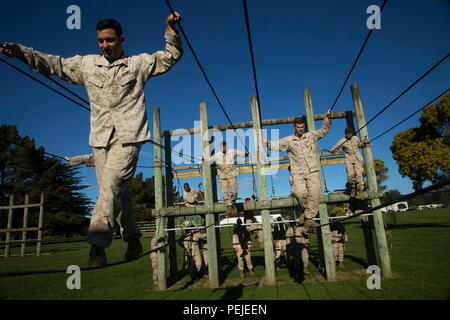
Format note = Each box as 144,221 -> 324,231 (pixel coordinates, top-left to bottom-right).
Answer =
150,84 -> 392,289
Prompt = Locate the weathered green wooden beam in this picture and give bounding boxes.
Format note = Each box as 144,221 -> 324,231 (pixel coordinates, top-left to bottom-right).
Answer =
4,195 -> 14,258
304,89 -> 336,281
351,83 -> 392,278
36,193 -> 44,256
20,193 -> 29,257
165,111 -> 355,136
151,191 -> 382,217
153,108 -> 168,290
251,95 -> 276,285
163,131 -> 178,281
200,102 -> 220,288
171,157 -> 346,179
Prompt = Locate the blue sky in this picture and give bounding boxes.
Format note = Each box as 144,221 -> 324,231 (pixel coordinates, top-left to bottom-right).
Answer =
0,0 -> 449,205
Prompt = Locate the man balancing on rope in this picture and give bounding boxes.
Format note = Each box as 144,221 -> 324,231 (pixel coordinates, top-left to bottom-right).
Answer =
264,110 -> 332,229
1,13 -> 183,268
202,141 -> 249,215
329,128 -> 370,199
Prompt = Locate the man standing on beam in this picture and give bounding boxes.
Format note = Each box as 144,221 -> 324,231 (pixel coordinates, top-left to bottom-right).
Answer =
264,110 -> 332,228
329,127 -> 370,199
203,141 -> 249,215
1,12 -> 183,267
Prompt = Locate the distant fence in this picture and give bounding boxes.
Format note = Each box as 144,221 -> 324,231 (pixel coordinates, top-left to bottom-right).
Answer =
0,193 -> 44,258
136,220 -> 156,238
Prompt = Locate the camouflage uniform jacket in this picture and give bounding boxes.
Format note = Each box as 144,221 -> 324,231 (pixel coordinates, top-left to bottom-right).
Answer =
265,119 -> 331,174
183,188 -> 201,206
204,149 -> 246,179
329,135 -> 368,163
67,154 -> 95,167
16,31 -> 183,147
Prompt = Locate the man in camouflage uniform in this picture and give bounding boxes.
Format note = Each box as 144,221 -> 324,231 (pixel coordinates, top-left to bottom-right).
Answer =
330,214 -> 348,268
203,141 -> 249,215
273,216 -> 287,270
197,232 -> 208,277
181,226 -> 203,280
2,13 -> 183,268
244,198 -> 264,248
286,221 -> 310,278
232,218 -> 255,279
265,110 -> 332,228
183,182 -> 202,207
329,128 -> 370,198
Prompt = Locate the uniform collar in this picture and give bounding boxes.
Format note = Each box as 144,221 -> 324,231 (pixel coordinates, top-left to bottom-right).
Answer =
95,52 -> 128,67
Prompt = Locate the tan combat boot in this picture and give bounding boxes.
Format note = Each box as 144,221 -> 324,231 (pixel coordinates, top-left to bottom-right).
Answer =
304,218 -> 320,229
231,204 -> 238,214
240,270 -> 245,279
88,245 -> 107,268
249,269 -> 255,276
225,205 -> 233,216
303,267 -> 310,275
125,238 -> 143,261
298,213 -> 305,225
337,262 -> 344,268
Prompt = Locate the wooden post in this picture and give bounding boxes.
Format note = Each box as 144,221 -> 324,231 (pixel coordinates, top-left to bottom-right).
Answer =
153,108 -> 168,290
345,115 -> 378,267
36,193 -> 44,256
163,131 -> 178,281
200,102 -> 220,288
303,88 -> 336,281
5,195 -> 14,258
20,193 -> 29,257
351,83 -> 392,278
250,96 -> 276,285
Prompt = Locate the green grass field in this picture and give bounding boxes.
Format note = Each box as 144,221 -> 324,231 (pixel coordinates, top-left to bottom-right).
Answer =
1,209 -> 449,300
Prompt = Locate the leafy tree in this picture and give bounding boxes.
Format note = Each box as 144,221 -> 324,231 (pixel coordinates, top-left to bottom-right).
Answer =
0,124 -> 93,235
382,189 -> 402,205
390,93 -> 450,190
363,158 -> 389,192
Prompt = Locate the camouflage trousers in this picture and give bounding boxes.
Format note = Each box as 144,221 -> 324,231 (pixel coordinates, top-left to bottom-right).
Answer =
332,242 -> 345,262
219,176 -> 238,206
346,160 -> 364,194
235,246 -> 253,271
291,171 -> 320,219
274,239 -> 287,261
288,244 -> 309,269
87,130 -> 142,247
186,246 -> 203,272
202,247 -> 208,268
150,251 -> 158,281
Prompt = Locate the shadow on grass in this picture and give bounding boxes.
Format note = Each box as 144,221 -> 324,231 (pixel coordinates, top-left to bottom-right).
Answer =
220,283 -> 244,300
344,255 -> 369,269
386,223 -> 450,230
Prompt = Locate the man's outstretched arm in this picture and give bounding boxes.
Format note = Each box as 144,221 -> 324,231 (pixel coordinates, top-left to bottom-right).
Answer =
141,12 -> 183,81
1,42 -> 85,85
